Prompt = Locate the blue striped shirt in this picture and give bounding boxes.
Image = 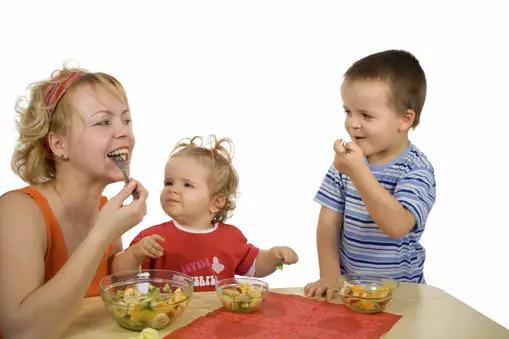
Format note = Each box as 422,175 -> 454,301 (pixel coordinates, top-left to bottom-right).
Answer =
314,142 -> 436,283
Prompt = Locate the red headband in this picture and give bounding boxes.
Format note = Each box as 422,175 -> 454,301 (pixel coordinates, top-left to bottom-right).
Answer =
43,71 -> 85,116
41,71 -> 85,155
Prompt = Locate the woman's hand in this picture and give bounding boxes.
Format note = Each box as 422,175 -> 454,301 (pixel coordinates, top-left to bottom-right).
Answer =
95,179 -> 148,240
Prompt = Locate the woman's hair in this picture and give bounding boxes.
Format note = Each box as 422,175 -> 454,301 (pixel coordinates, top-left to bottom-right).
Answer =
170,135 -> 239,224
11,64 -> 129,184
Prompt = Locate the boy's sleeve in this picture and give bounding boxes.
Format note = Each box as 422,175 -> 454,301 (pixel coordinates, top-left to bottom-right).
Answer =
313,163 -> 346,213
393,167 -> 436,232
233,229 -> 260,276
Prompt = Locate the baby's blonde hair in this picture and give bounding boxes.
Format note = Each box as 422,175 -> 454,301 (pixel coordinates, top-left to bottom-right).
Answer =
170,135 -> 238,224
11,64 -> 129,184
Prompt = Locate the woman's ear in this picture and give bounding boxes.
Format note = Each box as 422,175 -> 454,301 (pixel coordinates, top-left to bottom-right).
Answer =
399,109 -> 416,132
47,131 -> 69,160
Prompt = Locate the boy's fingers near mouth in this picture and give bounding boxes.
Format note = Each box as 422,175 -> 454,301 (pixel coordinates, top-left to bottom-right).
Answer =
333,139 -> 346,154
346,141 -> 361,153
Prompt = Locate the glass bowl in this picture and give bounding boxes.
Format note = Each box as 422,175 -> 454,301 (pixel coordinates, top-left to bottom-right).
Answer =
216,277 -> 269,313
100,269 -> 193,331
338,274 -> 398,314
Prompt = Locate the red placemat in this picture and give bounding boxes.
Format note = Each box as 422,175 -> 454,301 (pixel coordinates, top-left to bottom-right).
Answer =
166,292 -> 402,338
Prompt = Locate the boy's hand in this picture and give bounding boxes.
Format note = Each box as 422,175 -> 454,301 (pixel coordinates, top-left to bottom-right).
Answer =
269,246 -> 299,266
304,276 -> 340,301
333,139 -> 365,177
132,234 -> 165,262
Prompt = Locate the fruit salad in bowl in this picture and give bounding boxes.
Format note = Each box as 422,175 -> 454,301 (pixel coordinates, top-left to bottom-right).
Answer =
100,269 -> 193,331
338,274 -> 398,313
216,277 -> 269,313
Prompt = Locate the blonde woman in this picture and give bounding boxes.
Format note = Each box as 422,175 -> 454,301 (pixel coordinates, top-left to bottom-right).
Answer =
0,66 -> 148,338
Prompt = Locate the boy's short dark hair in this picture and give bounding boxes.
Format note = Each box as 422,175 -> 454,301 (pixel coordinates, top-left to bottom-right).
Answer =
344,49 -> 426,128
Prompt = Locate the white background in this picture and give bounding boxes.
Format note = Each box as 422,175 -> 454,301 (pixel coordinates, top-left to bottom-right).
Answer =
1,0 -> 508,330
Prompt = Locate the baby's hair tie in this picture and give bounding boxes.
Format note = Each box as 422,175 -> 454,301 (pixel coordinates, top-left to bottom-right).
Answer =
211,148 -> 218,153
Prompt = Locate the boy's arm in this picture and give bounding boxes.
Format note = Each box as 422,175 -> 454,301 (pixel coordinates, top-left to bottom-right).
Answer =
350,165 -> 415,239
334,140 -> 435,239
317,206 -> 343,279
304,206 -> 343,300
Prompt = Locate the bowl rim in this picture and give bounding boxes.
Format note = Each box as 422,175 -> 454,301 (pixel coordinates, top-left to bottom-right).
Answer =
99,269 -> 194,296
339,274 -> 399,287
215,277 -> 269,292
339,289 -> 393,301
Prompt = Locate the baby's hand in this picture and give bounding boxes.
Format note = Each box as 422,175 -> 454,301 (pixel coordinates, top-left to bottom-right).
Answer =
133,234 -> 165,262
333,139 -> 365,177
270,246 -> 299,267
304,276 -> 339,301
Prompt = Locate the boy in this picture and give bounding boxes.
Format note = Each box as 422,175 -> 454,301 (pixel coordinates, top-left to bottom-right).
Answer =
305,50 -> 436,300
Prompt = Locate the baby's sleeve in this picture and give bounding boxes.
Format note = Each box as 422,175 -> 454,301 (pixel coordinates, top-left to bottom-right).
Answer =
393,167 -> 436,232
233,231 -> 260,276
129,230 -> 145,247
313,163 -> 346,213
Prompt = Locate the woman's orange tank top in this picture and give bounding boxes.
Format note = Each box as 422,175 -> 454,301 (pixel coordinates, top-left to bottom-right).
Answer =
13,187 -> 112,297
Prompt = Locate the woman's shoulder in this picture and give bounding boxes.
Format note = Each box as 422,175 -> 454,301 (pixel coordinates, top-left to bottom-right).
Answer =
1,186 -> 53,215
0,187 -> 47,243
0,186 -> 45,212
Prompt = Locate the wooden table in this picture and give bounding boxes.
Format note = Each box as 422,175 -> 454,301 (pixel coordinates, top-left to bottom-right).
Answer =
63,283 -> 508,339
